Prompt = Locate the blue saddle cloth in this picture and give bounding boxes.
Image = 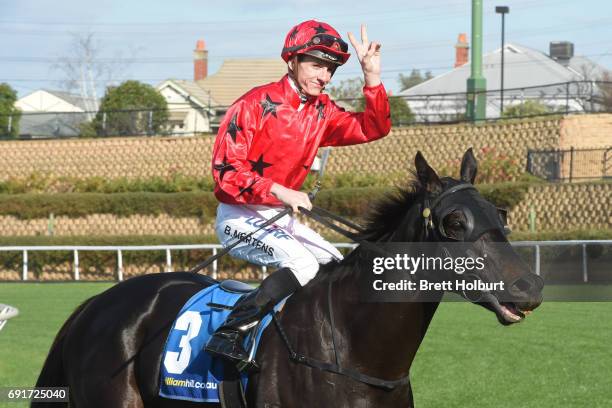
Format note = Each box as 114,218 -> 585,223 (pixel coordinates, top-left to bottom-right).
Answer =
159,282 -> 282,403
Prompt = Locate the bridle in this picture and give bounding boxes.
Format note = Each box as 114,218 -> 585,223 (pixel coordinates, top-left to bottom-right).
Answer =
274,182 -> 511,390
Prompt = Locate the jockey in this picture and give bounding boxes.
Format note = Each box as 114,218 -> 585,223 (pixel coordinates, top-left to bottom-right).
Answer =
206,20 -> 391,368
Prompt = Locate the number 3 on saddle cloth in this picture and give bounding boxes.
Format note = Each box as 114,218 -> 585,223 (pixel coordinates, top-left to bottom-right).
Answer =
159,280 -> 286,403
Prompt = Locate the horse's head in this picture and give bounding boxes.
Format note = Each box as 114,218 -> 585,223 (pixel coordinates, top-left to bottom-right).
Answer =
414,148 -> 543,325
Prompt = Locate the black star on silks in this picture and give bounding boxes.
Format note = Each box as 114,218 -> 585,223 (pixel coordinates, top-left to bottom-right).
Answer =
313,24 -> 328,34
213,156 -> 236,181
237,181 -> 256,197
248,154 -> 273,176
289,27 -> 299,40
226,113 -> 242,142
260,94 -> 282,118
316,102 -> 326,120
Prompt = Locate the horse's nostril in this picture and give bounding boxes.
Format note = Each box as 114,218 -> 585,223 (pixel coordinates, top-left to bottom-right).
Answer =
512,277 -> 532,293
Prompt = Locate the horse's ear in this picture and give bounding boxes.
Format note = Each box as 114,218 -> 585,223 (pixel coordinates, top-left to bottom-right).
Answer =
415,151 -> 442,194
460,148 -> 478,184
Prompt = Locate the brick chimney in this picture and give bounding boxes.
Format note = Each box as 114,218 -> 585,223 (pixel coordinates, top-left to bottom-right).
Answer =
194,39 -> 208,81
455,33 -> 469,68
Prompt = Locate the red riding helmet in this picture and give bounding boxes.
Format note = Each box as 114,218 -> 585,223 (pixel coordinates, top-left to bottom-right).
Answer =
281,20 -> 350,66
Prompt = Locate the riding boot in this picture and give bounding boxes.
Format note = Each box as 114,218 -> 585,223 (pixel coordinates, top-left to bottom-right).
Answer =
205,267 -> 301,371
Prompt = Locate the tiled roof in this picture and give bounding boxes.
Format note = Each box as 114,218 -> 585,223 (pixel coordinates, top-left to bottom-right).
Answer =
195,59 -> 287,107
43,89 -> 99,111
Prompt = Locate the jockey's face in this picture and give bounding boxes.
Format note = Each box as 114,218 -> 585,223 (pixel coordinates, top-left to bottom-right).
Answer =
289,55 -> 337,97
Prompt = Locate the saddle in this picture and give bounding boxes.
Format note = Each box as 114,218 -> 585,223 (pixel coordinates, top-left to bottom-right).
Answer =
159,280 -> 286,407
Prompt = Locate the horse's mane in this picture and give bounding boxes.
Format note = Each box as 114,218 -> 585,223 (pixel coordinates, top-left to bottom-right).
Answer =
357,175 -> 425,242
313,175 -> 426,282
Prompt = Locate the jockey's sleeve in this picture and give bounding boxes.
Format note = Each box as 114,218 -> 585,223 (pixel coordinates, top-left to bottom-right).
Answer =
211,100 -> 275,204
321,82 -> 392,147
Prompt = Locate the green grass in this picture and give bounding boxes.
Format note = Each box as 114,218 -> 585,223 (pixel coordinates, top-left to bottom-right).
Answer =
0,283 -> 611,407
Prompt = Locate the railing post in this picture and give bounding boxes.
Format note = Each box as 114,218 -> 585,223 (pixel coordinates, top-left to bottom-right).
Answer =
22,250 -> 28,281
569,147 -> 574,183
74,249 -> 80,281
212,247 -> 218,280
262,265 -> 268,280
582,244 -> 588,283
565,82 -> 570,114
117,250 -> 124,282
534,245 -> 540,276
166,248 -> 172,272
148,111 -> 153,135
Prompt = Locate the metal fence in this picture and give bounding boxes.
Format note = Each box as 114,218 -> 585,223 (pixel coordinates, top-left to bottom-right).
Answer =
527,147 -> 612,181
2,81 -> 612,139
0,241 -> 609,284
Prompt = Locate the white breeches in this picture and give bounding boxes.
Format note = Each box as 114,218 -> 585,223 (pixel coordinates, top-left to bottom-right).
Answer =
215,203 -> 343,286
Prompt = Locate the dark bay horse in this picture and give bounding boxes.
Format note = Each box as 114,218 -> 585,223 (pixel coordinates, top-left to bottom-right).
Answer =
33,150 -> 543,407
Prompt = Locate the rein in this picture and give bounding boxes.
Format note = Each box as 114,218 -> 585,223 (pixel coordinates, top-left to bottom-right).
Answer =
272,278 -> 411,391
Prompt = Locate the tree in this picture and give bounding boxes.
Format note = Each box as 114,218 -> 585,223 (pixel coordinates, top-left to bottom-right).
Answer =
53,33 -> 134,121
398,69 -> 433,92
356,94 -> 415,126
0,83 -> 21,139
597,72 -> 612,112
502,100 -> 551,118
92,81 -> 169,137
327,77 -> 365,110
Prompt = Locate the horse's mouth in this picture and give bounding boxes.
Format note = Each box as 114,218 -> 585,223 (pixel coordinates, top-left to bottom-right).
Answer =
498,302 -> 525,323
480,293 -> 532,325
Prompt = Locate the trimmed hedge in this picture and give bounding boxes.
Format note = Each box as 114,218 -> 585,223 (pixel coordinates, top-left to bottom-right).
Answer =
0,192 -> 218,221
0,182 -> 533,221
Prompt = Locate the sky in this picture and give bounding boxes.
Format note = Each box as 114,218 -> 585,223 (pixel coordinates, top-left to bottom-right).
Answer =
1,0 -> 611,99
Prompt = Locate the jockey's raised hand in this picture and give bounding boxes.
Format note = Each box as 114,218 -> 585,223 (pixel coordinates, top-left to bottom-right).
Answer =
347,24 -> 382,87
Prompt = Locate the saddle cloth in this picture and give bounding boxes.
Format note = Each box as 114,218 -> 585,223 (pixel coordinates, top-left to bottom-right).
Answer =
159,282 -> 283,403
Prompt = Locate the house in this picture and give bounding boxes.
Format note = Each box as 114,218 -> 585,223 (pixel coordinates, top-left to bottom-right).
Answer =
15,90 -> 98,137
399,36 -> 610,121
157,40 -> 286,134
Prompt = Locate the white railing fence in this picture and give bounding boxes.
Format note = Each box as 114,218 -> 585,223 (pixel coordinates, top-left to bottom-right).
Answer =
0,241 -> 609,282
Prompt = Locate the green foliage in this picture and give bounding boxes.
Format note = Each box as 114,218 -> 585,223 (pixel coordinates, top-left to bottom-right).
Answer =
599,72 -> 612,112
398,69 -> 433,91
327,77 -> 365,110
0,83 -> 21,139
93,80 -> 169,136
502,100 -> 551,118
508,229 -> 612,241
388,96 -> 415,126
355,94 -> 414,126
78,120 -> 97,138
0,192 -> 217,221
0,173 -> 215,194
0,179 -> 551,222
438,146 -> 536,183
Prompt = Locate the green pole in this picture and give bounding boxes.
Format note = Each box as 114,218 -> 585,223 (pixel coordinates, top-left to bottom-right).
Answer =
466,0 -> 487,121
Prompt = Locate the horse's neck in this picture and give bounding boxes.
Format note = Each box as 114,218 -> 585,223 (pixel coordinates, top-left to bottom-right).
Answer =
330,276 -> 441,378
326,204 -> 439,377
